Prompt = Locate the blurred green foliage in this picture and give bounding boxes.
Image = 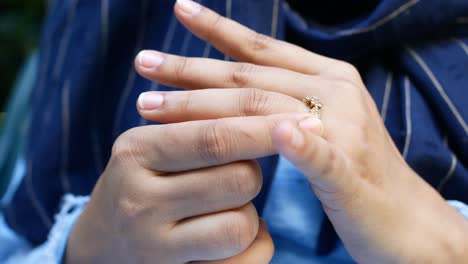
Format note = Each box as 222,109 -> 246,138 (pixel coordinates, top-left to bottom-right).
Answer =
0,0 -> 46,111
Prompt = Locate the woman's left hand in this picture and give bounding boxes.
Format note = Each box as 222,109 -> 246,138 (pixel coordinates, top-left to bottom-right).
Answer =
134,0 -> 468,262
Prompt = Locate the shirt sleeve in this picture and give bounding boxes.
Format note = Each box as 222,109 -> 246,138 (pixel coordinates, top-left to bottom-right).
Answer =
448,200 -> 468,220
0,194 -> 89,264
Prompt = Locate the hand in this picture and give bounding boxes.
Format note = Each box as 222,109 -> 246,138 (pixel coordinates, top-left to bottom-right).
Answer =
133,0 -> 468,262
66,113 -> 322,263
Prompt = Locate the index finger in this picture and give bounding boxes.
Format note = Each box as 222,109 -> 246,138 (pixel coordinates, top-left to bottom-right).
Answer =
114,113 -> 313,172
174,0 -> 337,75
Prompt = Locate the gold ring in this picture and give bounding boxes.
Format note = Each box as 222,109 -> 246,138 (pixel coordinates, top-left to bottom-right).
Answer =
303,96 -> 323,119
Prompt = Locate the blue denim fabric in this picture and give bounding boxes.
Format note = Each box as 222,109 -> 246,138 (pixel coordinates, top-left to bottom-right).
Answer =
1,0 -> 467,262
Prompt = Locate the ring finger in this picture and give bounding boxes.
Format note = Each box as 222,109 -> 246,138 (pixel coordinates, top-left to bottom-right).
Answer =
137,88 -> 308,123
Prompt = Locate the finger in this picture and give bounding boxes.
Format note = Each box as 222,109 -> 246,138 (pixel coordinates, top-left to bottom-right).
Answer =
135,50 -> 331,97
114,113 -> 317,173
173,203 -> 259,262
189,220 -> 274,264
137,88 -> 308,123
173,0 -> 337,75
271,118 -> 356,206
160,161 -> 263,220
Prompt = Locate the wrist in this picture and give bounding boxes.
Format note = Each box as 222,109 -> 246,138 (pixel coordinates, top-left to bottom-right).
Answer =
65,184 -> 120,264
364,168 -> 468,264
404,224 -> 468,263
399,176 -> 468,263
65,204 -> 105,264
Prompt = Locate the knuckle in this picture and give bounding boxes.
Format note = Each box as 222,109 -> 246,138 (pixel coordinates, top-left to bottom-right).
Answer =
230,63 -> 257,88
173,56 -> 190,82
335,62 -> 362,83
305,140 -> 321,164
205,13 -> 226,43
226,161 -> 262,199
180,91 -> 193,114
334,122 -> 370,168
111,128 -> 143,167
112,181 -> 169,232
348,122 -> 371,157
335,79 -> 357,92
334,79 -> 368,105
113,193 -> 149,230
198,121 -> 234,164
115,196 -> 143,220
247,31 -> 274,53
224,209 -> 258,253
349,117 -> 369,140
239,88 -> 270,116
320,148 -> 339,176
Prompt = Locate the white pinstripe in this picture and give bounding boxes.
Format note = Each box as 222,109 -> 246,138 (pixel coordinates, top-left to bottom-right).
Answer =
26,52 -> 51,229
60,80 -> 72,192
282,1 -> 307,29
25,0 -> 80,226
160,15 -> 179,56
35,44 -> 51,104
138,14 -> 179,126
36,0 -> 73,109
114,0 -> 150,135
115,73 -> 139,134
53,0 -> 80,79
180,31 -> 194,58
202,43 -> 212,58
91,128 -> 105,175
406,46 -> 468,134
200,2 -> 212,62
139,0 -> 207,126
443,135 -> 449,147
91,0 -> 109,175
437,154 -> 457,192
452,38 -> 468,55
25,159 -> 53,228
200,0 -> 211,57
457,17 -> 468,24
380,72 -> 393,122
336,0 -> 420,36
101,0 -> 109,57
271,0 -> 280,38
225,0 -> 232,19
402,76 -> 412,159
224,0 -> 232,61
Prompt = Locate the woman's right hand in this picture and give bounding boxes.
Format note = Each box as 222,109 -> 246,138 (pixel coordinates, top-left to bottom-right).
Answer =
65,113 -> 310,264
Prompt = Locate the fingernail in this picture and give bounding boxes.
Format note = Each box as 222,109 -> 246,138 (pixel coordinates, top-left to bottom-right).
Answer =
299,117 -> 323,136
138,92 -> 164,111
289,123 -> 305,148
176,0 -> 202,15
137,50 -> 164,69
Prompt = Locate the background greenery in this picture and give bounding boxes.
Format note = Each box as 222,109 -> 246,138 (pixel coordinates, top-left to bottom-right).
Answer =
0,0 -> 46,111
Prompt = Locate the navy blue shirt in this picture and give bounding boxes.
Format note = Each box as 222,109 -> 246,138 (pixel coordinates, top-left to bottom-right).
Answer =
2,0 -> 467,261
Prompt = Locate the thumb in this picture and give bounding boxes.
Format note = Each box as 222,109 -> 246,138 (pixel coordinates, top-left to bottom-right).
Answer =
271,117 -> 358,206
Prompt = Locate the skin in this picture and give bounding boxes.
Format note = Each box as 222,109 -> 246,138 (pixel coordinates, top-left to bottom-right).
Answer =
66,0 -> 468,263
